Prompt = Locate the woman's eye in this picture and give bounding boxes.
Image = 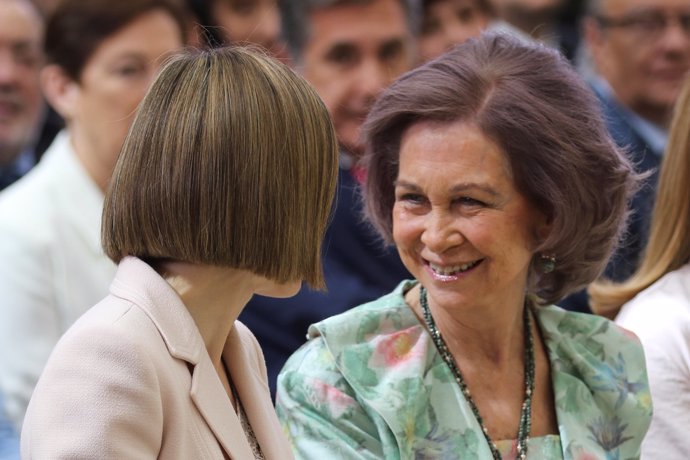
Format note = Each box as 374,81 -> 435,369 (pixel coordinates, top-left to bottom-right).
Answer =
115,64 -> 144,78
397,193 -> 426,204
456,196 -> 485,207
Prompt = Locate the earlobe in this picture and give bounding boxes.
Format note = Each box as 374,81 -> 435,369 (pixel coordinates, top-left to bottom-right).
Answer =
40,64 -> 79,120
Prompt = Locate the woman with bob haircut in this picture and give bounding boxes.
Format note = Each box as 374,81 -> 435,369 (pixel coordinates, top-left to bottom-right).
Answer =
21,46 -> 338,459
276,33 -> 651,459
589,76 -> 690,459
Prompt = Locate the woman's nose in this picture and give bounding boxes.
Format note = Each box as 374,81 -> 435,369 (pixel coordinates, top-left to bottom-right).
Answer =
420,210 -> 463,253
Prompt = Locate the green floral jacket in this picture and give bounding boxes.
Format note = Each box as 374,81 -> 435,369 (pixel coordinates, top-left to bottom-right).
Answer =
276,281 -> 652,460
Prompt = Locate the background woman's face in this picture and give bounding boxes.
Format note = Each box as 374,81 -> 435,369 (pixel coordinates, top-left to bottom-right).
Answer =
211,0 -> 287,59
419,0 -> 489,62
392,120 -> 547,311
68,9 -> 183,183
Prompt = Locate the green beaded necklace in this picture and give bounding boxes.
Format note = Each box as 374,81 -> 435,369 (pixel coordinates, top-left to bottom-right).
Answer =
419,286 -> 535,460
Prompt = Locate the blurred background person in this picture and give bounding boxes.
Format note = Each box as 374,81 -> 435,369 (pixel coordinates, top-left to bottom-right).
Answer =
487,0 -> 581,58
418,0 -> 492,62
0,0 -> 187,431
0,392 -> 18,460
277,33 -> 650,459
185,0 -> 288,59
0,0 -> 47,190
31,0 -> 58,15
0,0 -> 44,450
22,45 -> 337,460
561,0 -> 690,312
240,0 -> 417,396
590,76 -> 690,460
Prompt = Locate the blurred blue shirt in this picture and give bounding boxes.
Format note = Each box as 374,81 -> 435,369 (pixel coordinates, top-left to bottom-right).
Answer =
0,393 -> 19,460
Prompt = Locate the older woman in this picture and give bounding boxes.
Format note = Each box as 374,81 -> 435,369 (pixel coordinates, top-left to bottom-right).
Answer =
0,0 -> 187,430
276,33 -> 651,459
21,46 -> 337,458
590,76 -> 690,459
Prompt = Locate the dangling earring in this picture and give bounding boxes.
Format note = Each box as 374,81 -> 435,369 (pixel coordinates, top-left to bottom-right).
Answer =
539,253 -> 556,274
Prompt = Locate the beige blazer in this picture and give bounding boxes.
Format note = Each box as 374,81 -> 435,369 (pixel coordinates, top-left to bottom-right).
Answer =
21,257 -> 293,460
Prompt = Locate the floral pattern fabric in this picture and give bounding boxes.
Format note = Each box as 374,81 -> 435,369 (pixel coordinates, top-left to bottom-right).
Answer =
276,281 -> 651,460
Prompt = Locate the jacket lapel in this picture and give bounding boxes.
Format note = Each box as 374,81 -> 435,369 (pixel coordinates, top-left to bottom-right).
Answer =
223,322 -> 293,460
110,257 -> 255,460
190,353 -> 255,459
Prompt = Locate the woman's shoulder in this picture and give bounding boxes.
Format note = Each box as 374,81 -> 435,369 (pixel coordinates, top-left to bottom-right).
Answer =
538,304 -> 642,348
23,297 -> 170,459
536,304 -> 647,380
537,305 -> 652,457
617,264 -> 690,336
52,294 -> 170,371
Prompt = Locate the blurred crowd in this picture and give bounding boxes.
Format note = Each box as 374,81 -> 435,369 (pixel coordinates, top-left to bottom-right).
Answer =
0,0 -> 688,458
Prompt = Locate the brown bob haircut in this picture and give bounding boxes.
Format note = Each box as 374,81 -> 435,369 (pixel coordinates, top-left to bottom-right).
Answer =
102,46 -> 338,288
44,0 -> 189,81
362,33 -> 636,304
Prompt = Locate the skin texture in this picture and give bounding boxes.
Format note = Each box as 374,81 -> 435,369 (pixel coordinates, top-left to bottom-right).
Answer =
301,0 -> 414,157
585,0 -> 690,126
211,0 -> 288,59
419,0 -> 490,62
394,119 -> 556,439
43,9 -> 184,191
0,0 -> 43,165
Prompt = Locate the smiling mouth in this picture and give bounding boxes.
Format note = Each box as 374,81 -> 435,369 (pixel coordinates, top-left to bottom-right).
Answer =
427,259 -> 483,276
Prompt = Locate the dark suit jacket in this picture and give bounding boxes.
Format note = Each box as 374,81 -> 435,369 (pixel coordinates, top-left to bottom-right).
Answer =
240,165 -> 410,396
560,82 -> 661,313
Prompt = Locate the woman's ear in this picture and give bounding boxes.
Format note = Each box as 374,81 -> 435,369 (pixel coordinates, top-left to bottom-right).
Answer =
40,64 -> 79,121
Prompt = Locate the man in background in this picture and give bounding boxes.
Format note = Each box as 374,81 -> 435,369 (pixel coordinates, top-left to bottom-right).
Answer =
562,0 -> 690,312
241,0 -> 418,395
0,0 -> 47,190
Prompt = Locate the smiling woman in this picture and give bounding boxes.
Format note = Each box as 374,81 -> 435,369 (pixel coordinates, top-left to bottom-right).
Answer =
275,33 -> 652,460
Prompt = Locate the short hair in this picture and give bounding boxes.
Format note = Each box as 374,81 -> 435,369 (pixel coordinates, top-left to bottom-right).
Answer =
102,47 -> 339,288
280,0 -> 421,62
362,32 -> 636,304
45,0 -> 189,81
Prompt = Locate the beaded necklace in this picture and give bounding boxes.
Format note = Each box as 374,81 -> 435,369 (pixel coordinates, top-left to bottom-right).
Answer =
419,286 -> 535,460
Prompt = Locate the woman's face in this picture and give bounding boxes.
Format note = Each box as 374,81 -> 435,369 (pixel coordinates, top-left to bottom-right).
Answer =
211,0 -> 287,59
392,120 -> 548,312
68,9 -> 183,187
419,0 -> 489,62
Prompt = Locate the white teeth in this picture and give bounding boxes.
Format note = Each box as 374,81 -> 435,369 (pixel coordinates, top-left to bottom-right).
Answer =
429,260 -> 480,275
